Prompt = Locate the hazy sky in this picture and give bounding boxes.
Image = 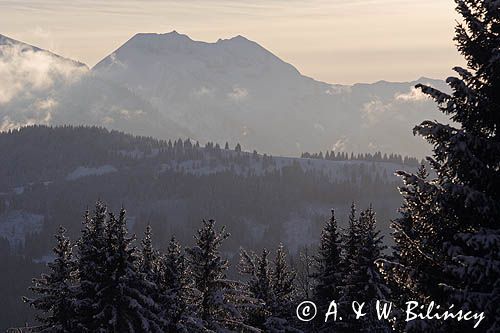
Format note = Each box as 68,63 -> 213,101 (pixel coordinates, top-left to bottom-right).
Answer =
0,0 -> 463,84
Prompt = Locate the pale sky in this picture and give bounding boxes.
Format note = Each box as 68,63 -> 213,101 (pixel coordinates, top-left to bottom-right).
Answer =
0,0 -> 463,84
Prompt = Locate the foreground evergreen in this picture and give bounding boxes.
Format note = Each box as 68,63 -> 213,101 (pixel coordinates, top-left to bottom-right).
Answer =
24,227 -> 76,332
379,1 -> 500,332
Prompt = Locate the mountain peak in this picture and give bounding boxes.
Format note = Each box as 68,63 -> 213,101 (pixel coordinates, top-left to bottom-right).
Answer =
216,34 -> 255,45
93,30 -> 296,73
130,31 -> 193,43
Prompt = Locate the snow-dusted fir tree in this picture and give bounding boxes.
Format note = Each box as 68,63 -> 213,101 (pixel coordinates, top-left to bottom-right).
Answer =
266,244 -> 301,332
25,226 -> 76,332
186,219 -> 252,332
157,236 -> 198,332
239,248 -> 274,330
312,209 -> 343,331
75,205 -> 163,332
341,207 -> 391,332
102,209 -> 163,331
140,225 -> 159,282
377,165 -> 445,332
295,246 -> 315,301
340,203 -> 362,302
240,247 -> 302,332
73,202 -> 110,331
342,203 -> 361,268
356,207 -> 391,332
382,1 -> 500,331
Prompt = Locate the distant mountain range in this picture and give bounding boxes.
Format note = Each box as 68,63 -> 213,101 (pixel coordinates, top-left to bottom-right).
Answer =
0,32 -> 450,156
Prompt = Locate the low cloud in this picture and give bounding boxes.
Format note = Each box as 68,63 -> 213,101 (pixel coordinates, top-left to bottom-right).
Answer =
332,137 -> 349,152
0,42 -> 86,104
0,41 -> 87,131
227,86 -> 248,101
35,97 -> 58,110
394,87 -> 428,102
361,87 -> 432,128
192,86 -> 214,98
326,85 -> 351,95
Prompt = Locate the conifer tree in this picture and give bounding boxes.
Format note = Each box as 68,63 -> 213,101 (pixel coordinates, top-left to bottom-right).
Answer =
270,244 -> 296,316
25,226 -> 76,332
381,1 -> 500,331
103,209 -> 163,331
74,204 -> 163,332
158,236 -> 196,332
356,207 -> 391,332
340,207 -> 366,332
239,248 -> 274,330
73,202 -> 110,331
240,247 -> 302,332
266,244 -> 301,332
140,225 -> 159,282
186,219 -> 248,332
378,165 -> 444,331
295,246 -> 314,301
312,209 -> 343,331
342,203 -> 361,282
341,207 -> 391,332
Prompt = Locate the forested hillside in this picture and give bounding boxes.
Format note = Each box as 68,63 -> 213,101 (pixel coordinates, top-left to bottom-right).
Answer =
0,125 -> 415,329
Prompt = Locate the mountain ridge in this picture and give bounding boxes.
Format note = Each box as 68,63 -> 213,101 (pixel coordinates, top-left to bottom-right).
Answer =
1,32 -> 449,156
0,33 -> 88,69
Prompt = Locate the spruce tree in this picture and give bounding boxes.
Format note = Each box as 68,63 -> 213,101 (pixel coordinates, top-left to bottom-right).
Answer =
270,244 -> 296,316
25,226 -> 76,332
158,236 -> 196,332
140,225 -> 159,282
340,207 -> 366,332
240,247 -> 302,332
106,209 -> 164,331
312,209 -> 343,331
75,205 -> 163,332
378,165 -> 445,332
343,203 -> 361,265
73,202 -> 110,331
382,1 -> 500,331
341,203 -> 363,304
186,219 -> 247,332
239,248 -> 274,330
295,246 -> 314,301
356,207 -> 391,333
341,207 -> 391,332
266,244 -> 300,332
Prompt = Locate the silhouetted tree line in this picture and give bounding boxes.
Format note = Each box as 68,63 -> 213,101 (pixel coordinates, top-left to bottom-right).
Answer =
24,201 -> 390,332
301,150 -> 421,167
0,125 -> 250,189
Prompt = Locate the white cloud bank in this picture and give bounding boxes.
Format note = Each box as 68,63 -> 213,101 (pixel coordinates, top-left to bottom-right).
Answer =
0,43 -> 86,104
0,41 -> 87,130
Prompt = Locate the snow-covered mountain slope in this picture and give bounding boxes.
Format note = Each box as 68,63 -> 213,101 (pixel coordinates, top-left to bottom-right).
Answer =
92,31 -> 450,156
0,34 -> 189,138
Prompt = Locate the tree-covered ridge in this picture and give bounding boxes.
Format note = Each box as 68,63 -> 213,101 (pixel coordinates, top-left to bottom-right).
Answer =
0,125 -> 415,190
301,151 -> 421,167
